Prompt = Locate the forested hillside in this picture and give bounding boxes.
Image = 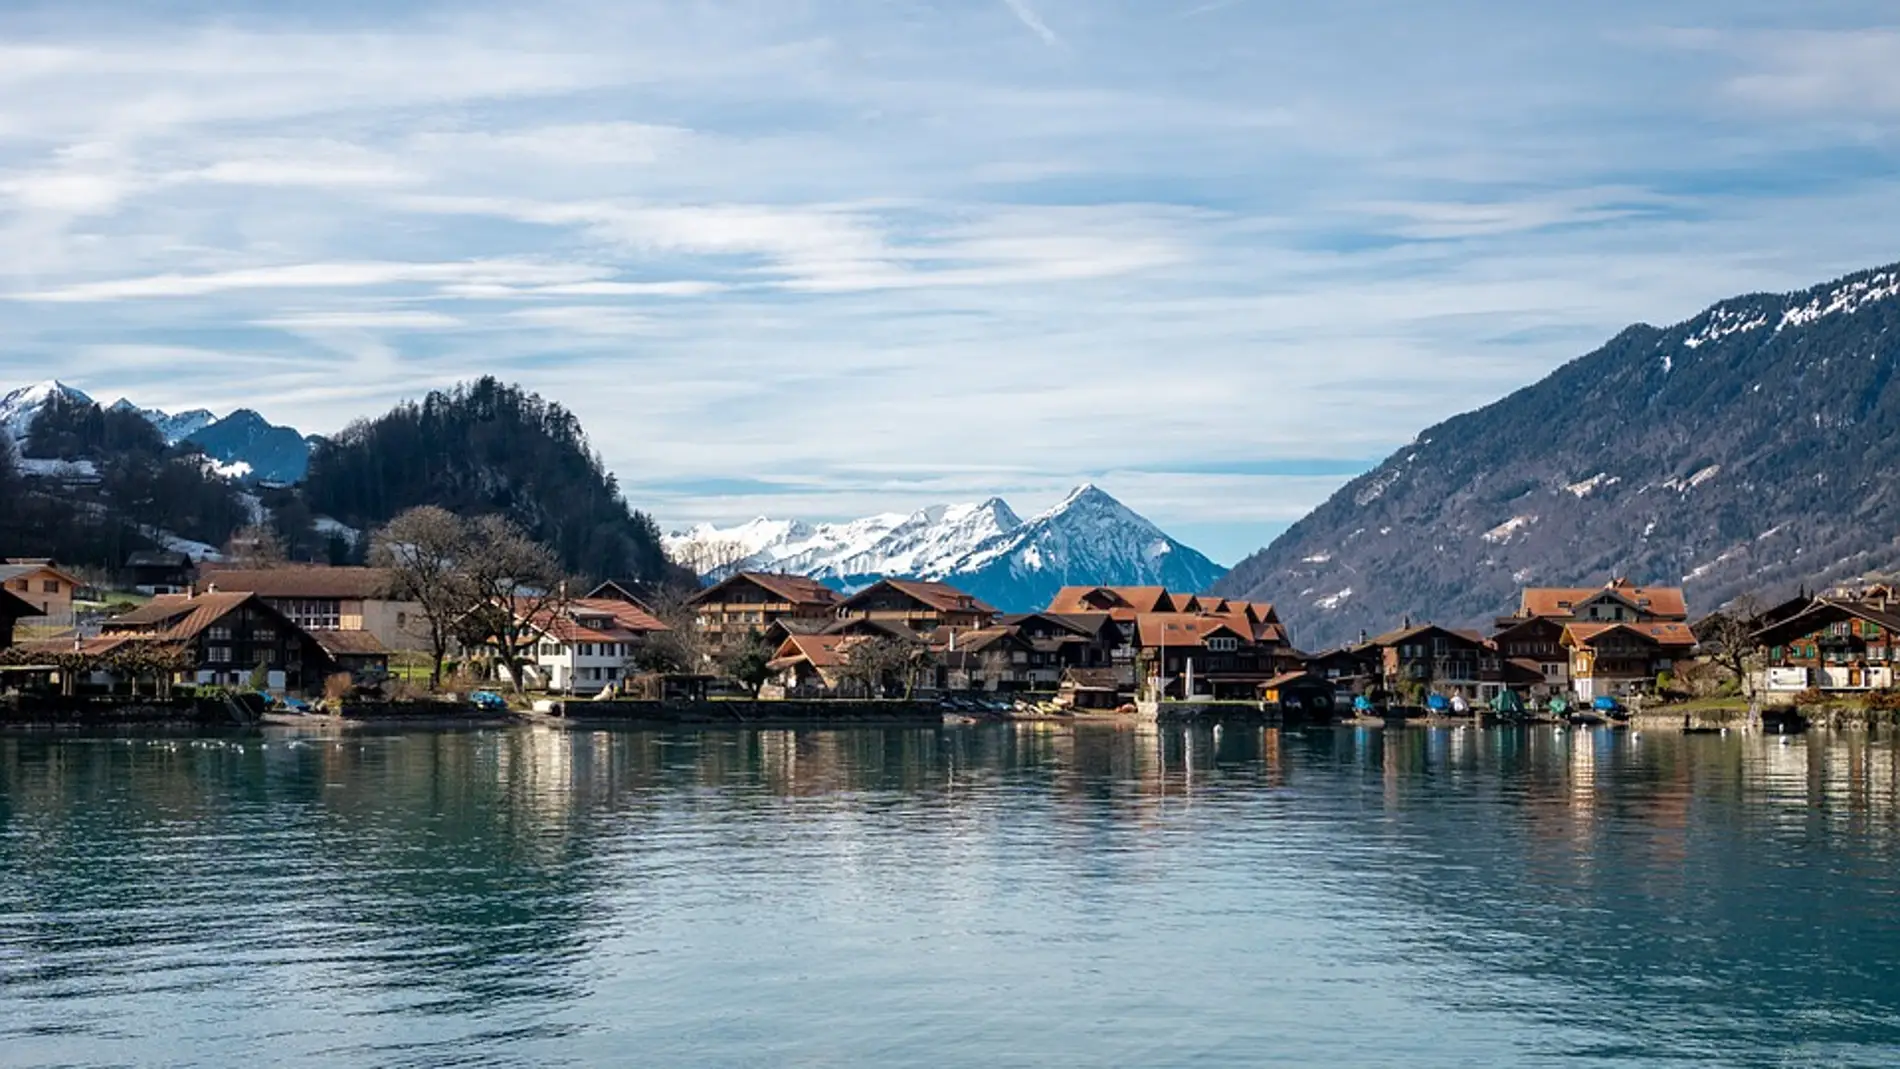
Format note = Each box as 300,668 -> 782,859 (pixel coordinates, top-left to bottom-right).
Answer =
303,377 -> 681,585
0,392 -> 251,569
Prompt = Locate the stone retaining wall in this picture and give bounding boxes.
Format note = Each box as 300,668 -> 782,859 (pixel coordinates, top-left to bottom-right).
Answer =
549,699 -> 945,725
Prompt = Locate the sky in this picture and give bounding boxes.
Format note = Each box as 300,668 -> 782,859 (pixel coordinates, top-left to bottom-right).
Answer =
2,1 -> 1899,565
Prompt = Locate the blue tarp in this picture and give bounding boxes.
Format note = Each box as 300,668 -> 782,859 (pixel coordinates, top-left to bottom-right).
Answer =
1593,696 -> 1622,712
1426,694 -> 1451,712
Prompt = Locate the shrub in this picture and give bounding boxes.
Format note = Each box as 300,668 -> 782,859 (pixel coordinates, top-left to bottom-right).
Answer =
1861,689 -> 1900,713
1792,687 -> 1830,710
323,673 -> 354,702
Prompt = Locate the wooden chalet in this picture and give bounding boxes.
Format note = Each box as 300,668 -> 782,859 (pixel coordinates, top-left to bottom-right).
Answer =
1511,579 -> 1689,626
1135,612 -> 1293,700
688,572 -> 842,653
1560,621 -> 1696,701
834,579 -> 996,633
584,579 -> 659,611
0,559 -> 83,632
1491,615 -> 1571,696
1751,596 -> 1900,696
1362,623 -> 1501,700
1259,671 -> 1338,720
99,591 -> 338,692
765,634 -> 863,697
1057,667 -> 1126,711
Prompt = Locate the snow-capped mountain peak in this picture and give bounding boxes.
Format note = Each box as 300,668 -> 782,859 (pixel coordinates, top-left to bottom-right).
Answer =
1,380 -> 93,441
665,486 -> 1226,611
108,397 -> 219,445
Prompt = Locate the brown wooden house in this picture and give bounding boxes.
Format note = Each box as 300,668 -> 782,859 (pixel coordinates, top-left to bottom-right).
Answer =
688,572 -> 842,653
99,591 -> 338,693
1751,598 -> 1900,696
1560,621 -> 1696,701
1362,623 -> 1501,700
834,579 -> 996,633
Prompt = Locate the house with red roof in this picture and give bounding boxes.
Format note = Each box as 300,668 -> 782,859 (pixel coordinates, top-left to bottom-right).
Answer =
507,597 -> 670,694
687,572 -> 842,654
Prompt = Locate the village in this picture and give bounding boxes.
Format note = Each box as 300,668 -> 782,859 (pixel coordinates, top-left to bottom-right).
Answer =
3,551 -> 1897,727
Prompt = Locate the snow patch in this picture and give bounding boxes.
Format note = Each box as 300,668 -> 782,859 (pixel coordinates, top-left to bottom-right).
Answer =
1564,473 -> 1620,498
1314,588 -> 1353,611
1664,465 -> 1721,493
1302,552 -> 1333,564
1682,306 -> 1769,349
1354,468 -> 1403,508
1778,271 -> 1900,332
1482,515 -> 1537,545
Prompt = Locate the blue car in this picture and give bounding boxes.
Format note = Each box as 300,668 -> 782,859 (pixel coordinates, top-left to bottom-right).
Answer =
470,690 -> 508,711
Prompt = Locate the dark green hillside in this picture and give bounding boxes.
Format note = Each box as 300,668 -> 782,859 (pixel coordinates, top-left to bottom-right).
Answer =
303,377 -> 683,586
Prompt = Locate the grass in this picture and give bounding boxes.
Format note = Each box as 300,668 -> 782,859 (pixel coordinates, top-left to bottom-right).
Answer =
1650,695 -> 1751,714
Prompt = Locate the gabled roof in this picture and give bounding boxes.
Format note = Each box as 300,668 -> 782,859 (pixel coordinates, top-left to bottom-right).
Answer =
1261,670 -> 1325,690
519,598 -> 668,644
584,579 -> 658,611
1046,586 -> 1175,618
1753,598 -> 1900,646
950,626 -> 1033,656
1135,613 -> 1250,649
768,633 -> 858,670
1562,620 -> 1697,650
1519,579 -> 1689,621
1001,611 -> 1116,638
687,571 -> 842,609
1060,667 -> 1123,691
103,591 -> 269,643
1364,623 -> 1491,649
568,597 -> 669,633
0,561 -> 83,587
837,578 -> 995,616
200,565 -> 395,600
312,630 -> 390,657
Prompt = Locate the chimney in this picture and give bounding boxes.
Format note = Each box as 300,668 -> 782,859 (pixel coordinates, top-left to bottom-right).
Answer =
1402,614 -> 1412,629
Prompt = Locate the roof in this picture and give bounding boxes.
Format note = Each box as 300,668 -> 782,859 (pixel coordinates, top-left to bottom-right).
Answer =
768,634 -> 858,670
124,551 -> 191,568
312,630 -> 390,657
688,572 -> 841,609
0,588 -> 44,620
103,591 -> 262,643
0,561 -> 83,587
1135,613 -> 1250,648
762,617 -> 831,638
1260,670 -> 1326,689
1001,611 -> 1115,637
14,635 -> 137,658
1060,667 -> 1124,691
1364,623 -> 1491,649
568,597 -> 668,633
1520,579 -> 1689,621
837,578 -> 996,616
1753,598 -> 1900,646
1046,586 -> 1175,618
200,565 -> 396,600
1562,620 -> 1697,649
583,580 -> 658,611
519,598 -> 668,643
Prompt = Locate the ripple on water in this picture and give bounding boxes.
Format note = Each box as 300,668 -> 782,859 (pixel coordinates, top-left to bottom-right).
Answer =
1,726 -> 1898,1067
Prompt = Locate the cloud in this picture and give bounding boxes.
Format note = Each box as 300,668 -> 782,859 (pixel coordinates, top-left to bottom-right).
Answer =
1,1 -> 1898,551
1002,0 -> 1061,46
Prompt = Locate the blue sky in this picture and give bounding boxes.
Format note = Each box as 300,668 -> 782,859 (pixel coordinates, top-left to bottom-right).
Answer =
2,1 -> 1898,565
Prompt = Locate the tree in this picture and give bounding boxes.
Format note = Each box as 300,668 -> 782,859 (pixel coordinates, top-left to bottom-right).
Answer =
371,506 -> 473,691
630,590 -> 710,675
458,514 -> 570,694
1702,593 -> 1766,694
223,524 -> 288,568
719,630 -> 777,696
840,637 -> 931,699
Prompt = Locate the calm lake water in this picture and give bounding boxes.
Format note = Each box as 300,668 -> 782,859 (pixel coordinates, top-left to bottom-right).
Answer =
2,723 -> 1898,1068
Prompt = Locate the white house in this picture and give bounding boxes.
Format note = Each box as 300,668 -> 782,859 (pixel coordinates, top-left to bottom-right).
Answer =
512,598 -> 669,695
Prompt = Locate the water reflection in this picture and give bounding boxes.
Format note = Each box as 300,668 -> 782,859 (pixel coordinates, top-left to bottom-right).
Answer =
1,724 -> 1897,1067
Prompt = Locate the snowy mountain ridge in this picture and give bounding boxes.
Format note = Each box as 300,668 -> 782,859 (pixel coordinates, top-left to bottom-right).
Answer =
666,485 -> 1227,612
0,379 -> 311,482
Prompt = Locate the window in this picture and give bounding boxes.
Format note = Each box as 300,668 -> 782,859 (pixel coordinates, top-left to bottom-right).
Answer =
208,626 -> 233,641
1208,637 -> 1238,653
208,646 -> 232,663
8,579 -> 24,591
42,579 -> 59,593
397,612 -> 408,629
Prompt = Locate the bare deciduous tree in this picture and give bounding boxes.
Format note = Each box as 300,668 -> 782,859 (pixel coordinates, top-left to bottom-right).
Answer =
1701,593 -> 1767,695
371,506 -> 472,691
458,515 -> 570,693
222,524 -> 287,569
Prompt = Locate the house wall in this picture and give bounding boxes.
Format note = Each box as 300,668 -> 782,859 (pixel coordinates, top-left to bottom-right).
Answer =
5,569 -> 75,629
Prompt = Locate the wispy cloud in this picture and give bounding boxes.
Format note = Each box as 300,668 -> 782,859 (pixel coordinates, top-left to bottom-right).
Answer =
1002,0 -> 1061,46
0,1 -> 1897,564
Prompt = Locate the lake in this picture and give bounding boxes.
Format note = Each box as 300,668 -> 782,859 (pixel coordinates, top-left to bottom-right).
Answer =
2,723 -> 1897,1067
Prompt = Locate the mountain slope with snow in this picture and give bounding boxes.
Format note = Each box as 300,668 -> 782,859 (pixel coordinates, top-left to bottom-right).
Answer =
667,486 -> 1225,611
1216,259 -> 1900,649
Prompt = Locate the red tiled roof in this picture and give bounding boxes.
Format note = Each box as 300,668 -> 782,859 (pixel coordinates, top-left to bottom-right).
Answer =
567,598 -> 669,633
1563,621 -> 1697,649
768,634 -> 859,670
1135,613 -> 1250,649
1521,580 -> 1689,621
200,566 -> 397,600
1046,586 -> 1175,618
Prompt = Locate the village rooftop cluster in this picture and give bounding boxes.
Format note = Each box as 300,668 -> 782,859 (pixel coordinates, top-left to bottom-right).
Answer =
5,554 -> 1896,714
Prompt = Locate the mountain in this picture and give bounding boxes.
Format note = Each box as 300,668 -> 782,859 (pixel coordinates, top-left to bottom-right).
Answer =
108,398 -> 218,444
182,409 -> 311,483
301,376 -> 682,587
1215,260 -> 1900,651
668,484 -> 1227,612
1,381 -> 93,441
2,380 -> 308,482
